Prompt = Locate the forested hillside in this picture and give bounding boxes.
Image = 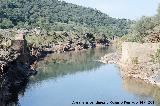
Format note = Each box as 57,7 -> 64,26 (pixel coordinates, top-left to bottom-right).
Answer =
122,4 -> 160,43
0,0 -> 132,38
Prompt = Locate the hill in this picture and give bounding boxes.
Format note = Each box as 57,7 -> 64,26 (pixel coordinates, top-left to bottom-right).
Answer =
0,0 -> 132,38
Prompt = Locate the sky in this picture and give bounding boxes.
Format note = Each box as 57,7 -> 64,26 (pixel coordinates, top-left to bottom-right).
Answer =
62,0 -> 160,20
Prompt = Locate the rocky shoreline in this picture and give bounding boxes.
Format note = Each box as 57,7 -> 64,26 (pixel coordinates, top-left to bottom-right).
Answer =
0,30 -> 110,83
100,52 -> 120,64
100,47 -> 160,87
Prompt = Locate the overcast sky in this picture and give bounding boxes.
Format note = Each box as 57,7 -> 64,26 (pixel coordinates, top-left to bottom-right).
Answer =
63,0 -> 160,20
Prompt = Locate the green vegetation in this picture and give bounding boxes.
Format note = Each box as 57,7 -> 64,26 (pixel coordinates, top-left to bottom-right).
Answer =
30,48 -> 106,83
123,4 -> 160,43
0,0 -> 132,40
131,57 -> 139,65
150,48 -> 160,64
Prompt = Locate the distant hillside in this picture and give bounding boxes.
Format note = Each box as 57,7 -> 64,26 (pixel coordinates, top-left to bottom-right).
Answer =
0,0 -> 132,38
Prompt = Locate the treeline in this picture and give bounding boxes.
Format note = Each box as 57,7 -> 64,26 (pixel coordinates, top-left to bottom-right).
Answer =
0,0 -> 132,39
123,4 -> 160,43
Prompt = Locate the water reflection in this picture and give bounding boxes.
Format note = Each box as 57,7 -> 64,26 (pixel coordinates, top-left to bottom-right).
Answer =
2,47 -> 160,106
0,78 -> 28,106
123,78 -> 160,105
0,47 -> 112,106
30,47 -> 112,83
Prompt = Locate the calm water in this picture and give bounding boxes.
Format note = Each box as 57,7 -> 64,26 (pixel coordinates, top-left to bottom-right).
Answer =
4,48 -> 160,106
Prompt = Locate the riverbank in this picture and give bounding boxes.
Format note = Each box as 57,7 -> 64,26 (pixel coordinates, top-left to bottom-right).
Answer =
0,29 -> 111,81
100,42 -> 160,87
0,29 -> 110,67
0,30 -> 110,105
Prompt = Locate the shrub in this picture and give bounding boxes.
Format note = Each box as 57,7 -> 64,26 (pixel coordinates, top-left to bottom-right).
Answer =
131,57 -> 139,65
150,48 -> 160,64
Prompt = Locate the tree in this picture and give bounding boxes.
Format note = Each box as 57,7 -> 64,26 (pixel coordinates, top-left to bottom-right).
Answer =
157,3 -> 160,16
0,0 -> 132,39
0,18 -> 14,29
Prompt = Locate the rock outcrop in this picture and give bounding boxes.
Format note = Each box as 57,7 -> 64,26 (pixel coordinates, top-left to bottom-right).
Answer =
100,52 -> 120,64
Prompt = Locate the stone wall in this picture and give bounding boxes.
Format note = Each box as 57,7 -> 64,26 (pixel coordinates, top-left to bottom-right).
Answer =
0,32 -> 36,77
121,42 -> 160,64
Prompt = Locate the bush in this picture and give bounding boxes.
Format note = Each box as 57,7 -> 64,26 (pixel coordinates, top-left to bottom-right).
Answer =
131,57 -> 139,65
150,48 -> 160,64
0,19 -> 14,29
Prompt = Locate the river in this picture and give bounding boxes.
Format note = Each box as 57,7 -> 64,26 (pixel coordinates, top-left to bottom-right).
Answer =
2,47 -> 160,106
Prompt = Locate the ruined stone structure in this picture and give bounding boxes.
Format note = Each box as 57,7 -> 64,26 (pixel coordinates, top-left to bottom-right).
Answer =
12,32 -> 30,65
0,31 -> 36,79
121,42 -> 160,64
